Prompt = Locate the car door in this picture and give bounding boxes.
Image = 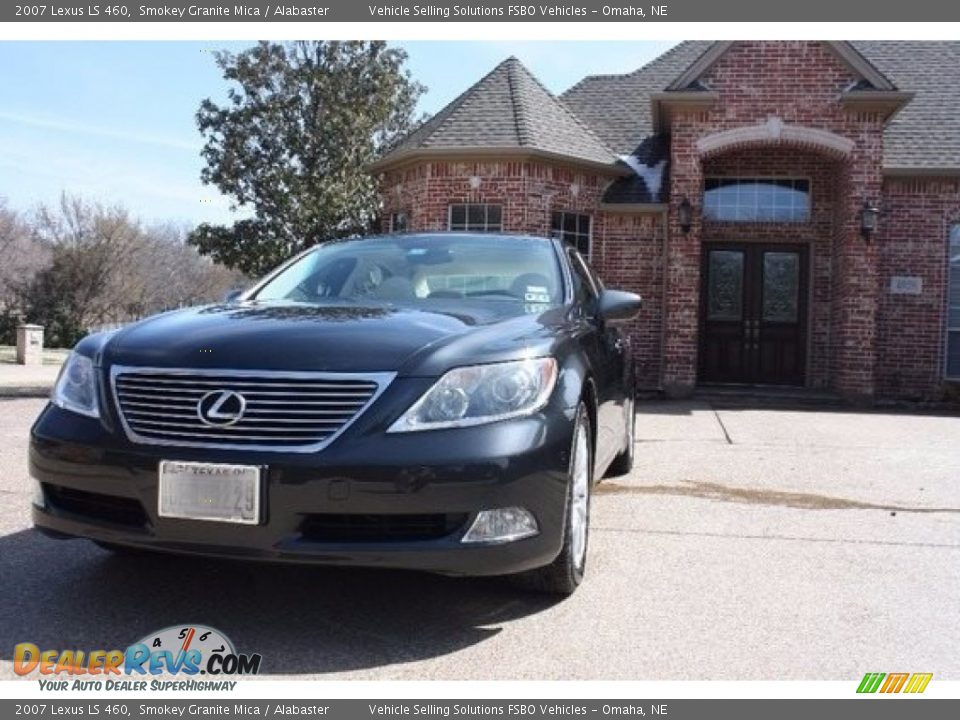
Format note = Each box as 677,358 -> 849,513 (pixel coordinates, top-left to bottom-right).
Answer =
567,248 -> 628,472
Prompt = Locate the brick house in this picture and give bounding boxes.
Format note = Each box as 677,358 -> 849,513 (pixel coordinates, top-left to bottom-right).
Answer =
370,41 -> 960,401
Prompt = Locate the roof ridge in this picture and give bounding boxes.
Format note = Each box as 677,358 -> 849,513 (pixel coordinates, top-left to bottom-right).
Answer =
505,58 -> 533,148
627,40 -> 710,79
507,56 -> 617,158
561,41 -> 706,97
404,56 -> 517,150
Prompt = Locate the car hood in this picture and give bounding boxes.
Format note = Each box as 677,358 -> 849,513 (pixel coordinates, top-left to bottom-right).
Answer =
103,301 -> 567,376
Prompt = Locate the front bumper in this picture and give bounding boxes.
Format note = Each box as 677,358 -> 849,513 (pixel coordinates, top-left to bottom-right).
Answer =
29,396 -> 575,576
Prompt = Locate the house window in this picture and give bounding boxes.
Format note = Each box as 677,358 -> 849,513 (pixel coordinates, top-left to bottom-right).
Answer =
704,178 -> 811,223
388,211 -> 408,233
551,211 -> 592,257
448,204 -> 503,232
948,225 -> 960,378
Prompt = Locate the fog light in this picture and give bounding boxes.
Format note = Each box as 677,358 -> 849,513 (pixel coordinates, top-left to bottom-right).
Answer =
461,507 -> 539,544
31,479 -> 45,508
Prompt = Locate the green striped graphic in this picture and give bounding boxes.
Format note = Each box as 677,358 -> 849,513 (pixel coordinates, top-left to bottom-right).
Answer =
857,672 -> 886,693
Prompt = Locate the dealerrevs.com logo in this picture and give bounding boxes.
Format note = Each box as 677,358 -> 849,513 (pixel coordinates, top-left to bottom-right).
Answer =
14,624 -> 262,690
857,672 -> 933,694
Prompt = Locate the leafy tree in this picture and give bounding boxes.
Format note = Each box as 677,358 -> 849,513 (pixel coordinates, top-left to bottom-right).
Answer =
14,195 -> 244,347
189,41 -> 425,275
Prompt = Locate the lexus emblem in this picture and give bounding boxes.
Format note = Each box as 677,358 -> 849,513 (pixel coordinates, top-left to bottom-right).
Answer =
197,390 -> 247,427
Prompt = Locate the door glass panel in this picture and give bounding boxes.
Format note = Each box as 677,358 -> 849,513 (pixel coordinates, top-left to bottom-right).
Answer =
762,252 -> 799,323
707,251 -> 744,321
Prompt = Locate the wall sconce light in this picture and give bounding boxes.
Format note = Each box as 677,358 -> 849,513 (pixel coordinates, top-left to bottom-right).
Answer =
468,175 -> 482,190
861,201 -> 879,241
678,197 -> 693,234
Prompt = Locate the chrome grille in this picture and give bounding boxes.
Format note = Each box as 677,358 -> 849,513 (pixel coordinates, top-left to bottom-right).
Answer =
111,366 -> 394,452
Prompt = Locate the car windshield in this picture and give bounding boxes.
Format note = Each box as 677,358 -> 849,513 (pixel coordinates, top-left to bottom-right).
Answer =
252,235 -> 564,306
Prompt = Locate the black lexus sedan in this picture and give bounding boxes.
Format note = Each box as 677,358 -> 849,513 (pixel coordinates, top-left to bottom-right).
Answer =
30,233 -> 640,594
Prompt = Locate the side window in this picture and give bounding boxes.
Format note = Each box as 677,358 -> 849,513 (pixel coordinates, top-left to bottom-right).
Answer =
388,211 -> 409,233
551,212 -> 592,257
448,204 -> 503,232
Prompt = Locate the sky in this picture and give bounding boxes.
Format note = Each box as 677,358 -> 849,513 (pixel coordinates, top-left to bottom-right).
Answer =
0,40 -> 678,227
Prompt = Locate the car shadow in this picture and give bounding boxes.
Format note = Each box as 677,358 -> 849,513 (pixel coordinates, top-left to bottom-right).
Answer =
0,528 -> 559,676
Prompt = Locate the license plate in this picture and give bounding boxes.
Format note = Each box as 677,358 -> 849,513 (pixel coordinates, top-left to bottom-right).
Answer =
158,461 -> 262,525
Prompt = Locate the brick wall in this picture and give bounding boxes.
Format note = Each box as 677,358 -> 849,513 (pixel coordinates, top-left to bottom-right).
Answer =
877,177 -> 960,399
380,159 -> 609,236
593,212 -> 665,388
667,41 -> 887,397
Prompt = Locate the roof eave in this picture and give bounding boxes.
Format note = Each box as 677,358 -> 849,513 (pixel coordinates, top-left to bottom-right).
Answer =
666,42 -> 730,90
649,91 -> 720,133
841,91 -> 915,122
368,147 -> 629,176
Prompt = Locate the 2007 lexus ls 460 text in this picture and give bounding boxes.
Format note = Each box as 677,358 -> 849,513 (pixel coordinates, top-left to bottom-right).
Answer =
29,233 -> 641,595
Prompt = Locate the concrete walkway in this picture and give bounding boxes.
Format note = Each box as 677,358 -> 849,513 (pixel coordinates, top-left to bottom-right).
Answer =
0,362 -> 63,397
0,397 -> 957,680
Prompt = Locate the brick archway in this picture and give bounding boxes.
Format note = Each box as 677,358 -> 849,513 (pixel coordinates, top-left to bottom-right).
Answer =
695,118 -> 856,162
664,130 -> 882,399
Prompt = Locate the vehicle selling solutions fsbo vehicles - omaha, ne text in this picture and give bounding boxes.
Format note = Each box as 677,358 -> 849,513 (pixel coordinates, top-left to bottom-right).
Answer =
29,233 -> 640,594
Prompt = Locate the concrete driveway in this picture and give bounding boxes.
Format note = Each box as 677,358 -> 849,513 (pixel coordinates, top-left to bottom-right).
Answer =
0,397 -> 957,680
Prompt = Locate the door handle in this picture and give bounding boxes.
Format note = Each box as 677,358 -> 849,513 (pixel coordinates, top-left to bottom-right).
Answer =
743,320 -> 760,350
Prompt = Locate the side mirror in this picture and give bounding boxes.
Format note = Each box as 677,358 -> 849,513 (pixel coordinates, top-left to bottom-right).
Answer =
223,288 -> 245,303
597,289 -> 642,324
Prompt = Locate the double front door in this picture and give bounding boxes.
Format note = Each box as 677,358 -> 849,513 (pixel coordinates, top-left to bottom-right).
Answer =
699,243 -> 808,386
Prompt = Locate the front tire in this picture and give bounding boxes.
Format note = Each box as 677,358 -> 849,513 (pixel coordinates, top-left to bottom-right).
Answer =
514,402 -> 592,596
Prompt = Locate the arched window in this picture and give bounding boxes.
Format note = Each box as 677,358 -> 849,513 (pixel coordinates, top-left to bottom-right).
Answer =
704,178 -> 811,223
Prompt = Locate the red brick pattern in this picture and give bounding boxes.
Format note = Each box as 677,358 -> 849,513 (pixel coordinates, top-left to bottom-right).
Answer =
877,178 -> 960,399
381,160 -> 608,236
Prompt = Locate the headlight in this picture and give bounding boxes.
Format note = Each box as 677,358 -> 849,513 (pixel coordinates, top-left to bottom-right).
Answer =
51,352 -> 100,418
388,358 -> 558,432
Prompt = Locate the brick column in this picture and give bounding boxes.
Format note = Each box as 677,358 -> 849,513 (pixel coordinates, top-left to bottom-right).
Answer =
662,121 -> 703,396
829,151 -> 883,400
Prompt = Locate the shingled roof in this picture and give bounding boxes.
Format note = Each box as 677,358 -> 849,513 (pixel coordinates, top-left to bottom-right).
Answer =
851,41 -> 960,172
561,42 -> 714,157
371,56 -> 619,171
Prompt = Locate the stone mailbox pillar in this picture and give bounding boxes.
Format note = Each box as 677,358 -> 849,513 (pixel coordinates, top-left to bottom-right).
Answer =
16,324 -> 44,366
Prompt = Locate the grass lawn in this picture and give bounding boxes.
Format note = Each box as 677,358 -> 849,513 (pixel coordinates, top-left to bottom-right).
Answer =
0,345 -> 70,366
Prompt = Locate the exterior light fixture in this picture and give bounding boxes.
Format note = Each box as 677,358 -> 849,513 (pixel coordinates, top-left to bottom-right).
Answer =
861,201 -> 880,240
678,197 -> 693,234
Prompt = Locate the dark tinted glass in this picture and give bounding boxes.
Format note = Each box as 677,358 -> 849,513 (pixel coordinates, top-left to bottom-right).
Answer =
254,235 -> 563,307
